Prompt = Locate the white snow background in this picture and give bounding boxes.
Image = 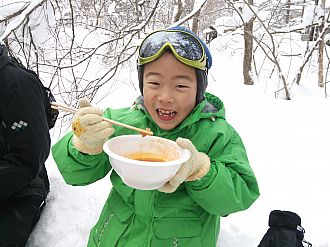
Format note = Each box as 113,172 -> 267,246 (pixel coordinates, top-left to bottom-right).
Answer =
1,1 -> 330,247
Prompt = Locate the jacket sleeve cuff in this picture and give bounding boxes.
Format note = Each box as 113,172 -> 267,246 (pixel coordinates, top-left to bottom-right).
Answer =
68,134 -> 106,162
185,162 -> 217,190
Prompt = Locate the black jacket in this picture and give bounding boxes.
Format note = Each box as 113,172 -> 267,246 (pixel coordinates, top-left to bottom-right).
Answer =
0,45 -> 50,200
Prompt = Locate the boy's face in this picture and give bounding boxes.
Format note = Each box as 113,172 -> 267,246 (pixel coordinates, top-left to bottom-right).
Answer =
143,52 -> 197,130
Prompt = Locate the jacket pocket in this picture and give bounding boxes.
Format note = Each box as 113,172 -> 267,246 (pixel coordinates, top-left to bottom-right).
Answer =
154,190 -> 203,219
151,218 -> 202,247
88,190 -> 134,247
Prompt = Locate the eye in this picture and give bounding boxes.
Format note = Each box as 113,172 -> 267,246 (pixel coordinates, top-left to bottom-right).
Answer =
149,81 -> 159,85
176,84 -> 190,89
146,81 -> 160,88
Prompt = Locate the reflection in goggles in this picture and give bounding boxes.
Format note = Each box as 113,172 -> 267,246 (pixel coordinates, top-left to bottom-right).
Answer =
139,31 -> 204,61
138,30 -> 206,71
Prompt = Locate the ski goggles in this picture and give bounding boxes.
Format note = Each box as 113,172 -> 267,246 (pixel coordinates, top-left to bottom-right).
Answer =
138,29 -> 207,71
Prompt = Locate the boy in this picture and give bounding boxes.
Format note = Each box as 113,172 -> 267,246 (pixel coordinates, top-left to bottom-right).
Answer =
52,26 -> 259,247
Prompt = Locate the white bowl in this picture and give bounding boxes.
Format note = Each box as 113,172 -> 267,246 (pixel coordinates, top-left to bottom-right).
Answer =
103,135 -> 190,190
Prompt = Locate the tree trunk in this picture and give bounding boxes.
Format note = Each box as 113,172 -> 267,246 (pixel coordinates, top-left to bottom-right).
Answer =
318,0 -> 326,87
243,0 -> 254,85
318,41 -> 324,87
173,0 -> 183,22
285,0 -> 291,24
301,0 -> 306,18
135,0 -> 141,38
192,9 -> 201,34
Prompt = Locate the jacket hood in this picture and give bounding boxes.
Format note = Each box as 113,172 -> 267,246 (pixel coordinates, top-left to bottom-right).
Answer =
135,92 -> 226,133
0,45 -> 10,71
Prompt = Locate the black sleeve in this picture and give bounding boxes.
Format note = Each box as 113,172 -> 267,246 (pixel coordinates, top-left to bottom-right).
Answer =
0,65 -> 50,199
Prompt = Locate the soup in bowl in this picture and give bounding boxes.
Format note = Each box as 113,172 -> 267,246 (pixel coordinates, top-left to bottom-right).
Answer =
103,135 -> 190,190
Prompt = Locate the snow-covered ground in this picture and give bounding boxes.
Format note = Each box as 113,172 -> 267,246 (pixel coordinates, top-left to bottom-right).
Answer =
25,35 -> 330,247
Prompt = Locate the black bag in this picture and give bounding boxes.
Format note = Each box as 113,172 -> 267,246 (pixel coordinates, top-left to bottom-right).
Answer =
8,56 -> 59,129
257,210 -> 312,247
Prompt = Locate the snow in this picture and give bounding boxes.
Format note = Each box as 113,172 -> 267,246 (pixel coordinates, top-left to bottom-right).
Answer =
0,1 -> 29,20
1,1 -> 330,247
26,37 -> 330,247
302,4 -> 325,27
239,2 -> 257,23
108,2 -> 116,15
0,0 -> 46,41
28,1 -> 56,46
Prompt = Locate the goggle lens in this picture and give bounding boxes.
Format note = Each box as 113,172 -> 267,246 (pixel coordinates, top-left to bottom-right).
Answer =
139,30 -> 205,68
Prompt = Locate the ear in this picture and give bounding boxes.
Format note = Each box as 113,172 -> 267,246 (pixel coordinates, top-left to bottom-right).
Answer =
138,65 -> 144,95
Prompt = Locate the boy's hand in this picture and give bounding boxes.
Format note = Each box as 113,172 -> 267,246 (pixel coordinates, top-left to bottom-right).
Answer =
158,137 -> 210,193
72,98 -> 114,155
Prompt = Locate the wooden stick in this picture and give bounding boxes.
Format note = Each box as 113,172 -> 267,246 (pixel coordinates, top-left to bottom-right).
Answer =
51,102 -> 76,114
51,102 -> 153,136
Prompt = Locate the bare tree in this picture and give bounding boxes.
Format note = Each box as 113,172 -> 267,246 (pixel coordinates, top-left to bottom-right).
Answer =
226,0 -> 291,98
1,0 -> 162,106
294,11 -> 330,86
318,0 -> 326,87
191,8 -> 201,33
285,0 -> 291,24
243,0 -> 255,85
2,0 -> 328,106
1,0 -> 215,108
173,0 -> 184,22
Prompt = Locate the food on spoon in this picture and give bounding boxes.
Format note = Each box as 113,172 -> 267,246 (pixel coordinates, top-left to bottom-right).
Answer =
141,127 -> 152,137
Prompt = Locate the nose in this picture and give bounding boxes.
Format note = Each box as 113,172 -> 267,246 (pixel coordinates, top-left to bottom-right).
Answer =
158,87 -> 174,103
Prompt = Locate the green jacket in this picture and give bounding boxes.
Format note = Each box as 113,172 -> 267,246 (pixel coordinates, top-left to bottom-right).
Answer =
52,93 -> 259,247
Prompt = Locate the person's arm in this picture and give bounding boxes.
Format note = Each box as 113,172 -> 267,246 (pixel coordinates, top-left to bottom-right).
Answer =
52,132 -> 111,186
52,98 -> 114,186
0,70 -> 50,199
185,125 -> 260,216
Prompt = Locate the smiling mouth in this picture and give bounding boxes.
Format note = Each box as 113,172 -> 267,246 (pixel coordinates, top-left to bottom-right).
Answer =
156,108 -> 177,120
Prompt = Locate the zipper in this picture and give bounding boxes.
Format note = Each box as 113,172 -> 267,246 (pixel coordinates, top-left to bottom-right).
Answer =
147,191 -> 157,246
97,213 -> 114,246
173,237 -> 178,247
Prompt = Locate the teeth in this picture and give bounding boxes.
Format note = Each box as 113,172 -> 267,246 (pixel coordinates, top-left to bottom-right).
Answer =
158,109 -> 176,116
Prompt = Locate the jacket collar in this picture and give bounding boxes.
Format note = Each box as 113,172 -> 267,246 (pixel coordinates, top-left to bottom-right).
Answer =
134,92 -> 226,133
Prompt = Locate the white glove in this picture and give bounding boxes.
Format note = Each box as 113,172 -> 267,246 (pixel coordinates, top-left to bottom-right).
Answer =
158,137 -> 210,193
72,98 -> 114,155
